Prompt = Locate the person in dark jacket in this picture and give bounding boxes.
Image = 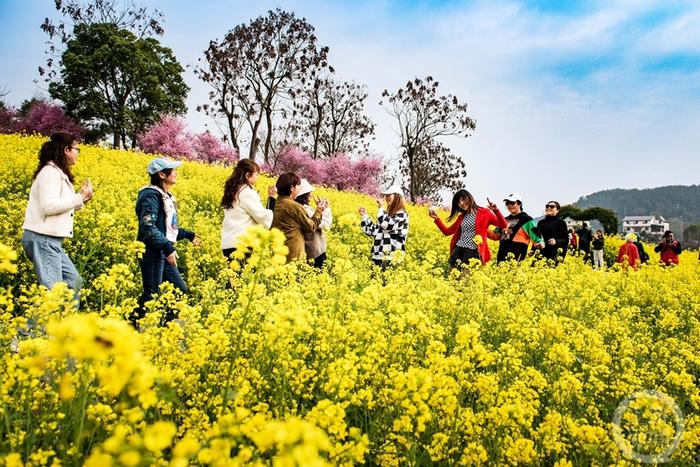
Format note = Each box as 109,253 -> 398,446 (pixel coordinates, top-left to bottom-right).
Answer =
576,222 -> 593,262
537,201 -> 569,265
132,158 -> 200,327
496,193 -> 543,262
654,230 -> 682,266
591,229 -> 605,269
633,237 -> 650,264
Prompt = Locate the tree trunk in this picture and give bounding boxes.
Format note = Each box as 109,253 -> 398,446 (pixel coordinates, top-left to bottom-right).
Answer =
312,111 -> 322,158
263,108 -> 273,163
248,112 -> 263,160
227,114 -> 240,152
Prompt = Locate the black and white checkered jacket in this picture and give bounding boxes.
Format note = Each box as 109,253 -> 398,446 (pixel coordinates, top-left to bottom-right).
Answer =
360,209 -> 409,261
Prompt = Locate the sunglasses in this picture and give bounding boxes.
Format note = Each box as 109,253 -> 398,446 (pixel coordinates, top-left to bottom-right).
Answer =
504,201 -> 516,206
545,204 -> 557,209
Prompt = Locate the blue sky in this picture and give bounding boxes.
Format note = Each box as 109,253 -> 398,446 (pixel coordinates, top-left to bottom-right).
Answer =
1,0 -> 699,212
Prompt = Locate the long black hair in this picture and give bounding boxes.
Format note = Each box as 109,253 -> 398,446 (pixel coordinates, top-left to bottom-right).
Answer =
221,159 -> 260,209
33,132 -> 77,183
447,189 -> 478,222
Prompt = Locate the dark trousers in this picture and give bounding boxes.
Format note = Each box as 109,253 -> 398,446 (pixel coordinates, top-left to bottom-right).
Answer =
372,258 -> 392,270
497,241 -> 528,262
448,246 -> 480,268
223,247 -> 252,261
313,252 -> 327,268
131,254 -> 187,326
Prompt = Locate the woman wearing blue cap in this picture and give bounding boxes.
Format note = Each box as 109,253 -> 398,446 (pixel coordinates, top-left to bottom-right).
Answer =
132,157 -> 200,327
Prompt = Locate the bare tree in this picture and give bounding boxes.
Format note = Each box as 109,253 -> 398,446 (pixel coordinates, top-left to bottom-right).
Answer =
380,76 -> 475,201
290,74 -> 375,158
196,9 -> 329,161
40,0 -> 164,82
404,141 -> 466,202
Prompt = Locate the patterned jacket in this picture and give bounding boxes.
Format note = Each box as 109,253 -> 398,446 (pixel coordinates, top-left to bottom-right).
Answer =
361,209 -> 409,261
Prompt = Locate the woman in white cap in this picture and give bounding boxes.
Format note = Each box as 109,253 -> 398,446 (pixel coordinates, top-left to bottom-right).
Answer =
271,172 -> 328,263
22,132 -> 93,305
295,179 -> 332,268
221,159 -> 276,259
132,157 -> 200,327
496,192 -> 543,262
359,185 -> 409,269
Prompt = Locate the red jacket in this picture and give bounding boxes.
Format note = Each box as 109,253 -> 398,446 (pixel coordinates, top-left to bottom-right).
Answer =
434,207 -> 507,264
654,241 -> 681,266
617,242 -> 640,270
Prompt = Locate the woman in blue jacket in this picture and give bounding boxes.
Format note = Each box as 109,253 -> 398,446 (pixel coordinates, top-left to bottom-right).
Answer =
132,158 -> 199,326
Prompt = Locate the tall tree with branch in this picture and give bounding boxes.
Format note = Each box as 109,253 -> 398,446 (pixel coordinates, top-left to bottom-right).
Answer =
380,76 -> 475,202
196,9 -> 329,161
290,75 -> 375,158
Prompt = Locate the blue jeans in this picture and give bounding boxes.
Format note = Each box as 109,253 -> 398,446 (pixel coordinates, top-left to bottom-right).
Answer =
133,253 -> 188,325
22,230 -> 83,304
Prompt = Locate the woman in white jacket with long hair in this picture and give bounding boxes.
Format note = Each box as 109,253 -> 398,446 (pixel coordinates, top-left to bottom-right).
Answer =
22,132 -> 93,303
220,159 -> 276,259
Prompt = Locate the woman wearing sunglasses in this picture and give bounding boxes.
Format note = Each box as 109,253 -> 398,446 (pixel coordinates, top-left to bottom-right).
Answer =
537,201 -> 569,264
496,193 -> 543,262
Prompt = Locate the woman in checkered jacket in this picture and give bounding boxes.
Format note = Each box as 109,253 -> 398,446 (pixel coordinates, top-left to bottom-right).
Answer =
359,185 -> 409,269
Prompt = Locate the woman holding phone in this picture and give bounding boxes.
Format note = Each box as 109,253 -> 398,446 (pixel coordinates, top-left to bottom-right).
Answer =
428,189 -> 507,267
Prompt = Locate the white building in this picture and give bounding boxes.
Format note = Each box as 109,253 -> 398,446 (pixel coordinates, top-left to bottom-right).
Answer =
622,215 -> 669,238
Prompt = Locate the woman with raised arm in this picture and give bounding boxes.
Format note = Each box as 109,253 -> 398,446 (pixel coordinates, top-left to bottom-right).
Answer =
428,189 -> 507,267
271,172 -> 327,263
221,159 -> 276,259
359,185 -> 409,269
295,179 -> 332,268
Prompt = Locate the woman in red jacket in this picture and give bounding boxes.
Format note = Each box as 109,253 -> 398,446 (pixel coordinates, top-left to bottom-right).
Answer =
429,189 -> 507,267
654,230 -> 682,266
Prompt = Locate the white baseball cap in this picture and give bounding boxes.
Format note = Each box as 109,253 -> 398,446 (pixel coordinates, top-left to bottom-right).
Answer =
503,192 -> 522,203
381,184 -> 403,196
297,179 -> 314,197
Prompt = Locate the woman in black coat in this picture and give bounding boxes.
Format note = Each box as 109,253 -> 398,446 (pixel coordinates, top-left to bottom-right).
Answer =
537,201 -> 569,264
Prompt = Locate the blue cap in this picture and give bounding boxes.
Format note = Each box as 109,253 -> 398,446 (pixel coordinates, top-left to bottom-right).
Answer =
147,158 -> 182,175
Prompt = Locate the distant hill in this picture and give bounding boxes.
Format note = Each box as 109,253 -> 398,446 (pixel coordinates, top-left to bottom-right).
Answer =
573,185 -> 700,229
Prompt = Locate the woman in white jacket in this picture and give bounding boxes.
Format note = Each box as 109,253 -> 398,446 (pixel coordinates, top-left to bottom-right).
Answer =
220,159 -> 276,259
22,132 -> 93,302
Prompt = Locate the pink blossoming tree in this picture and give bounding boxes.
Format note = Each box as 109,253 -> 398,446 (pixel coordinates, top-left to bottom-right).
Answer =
138,115 -> 237,163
